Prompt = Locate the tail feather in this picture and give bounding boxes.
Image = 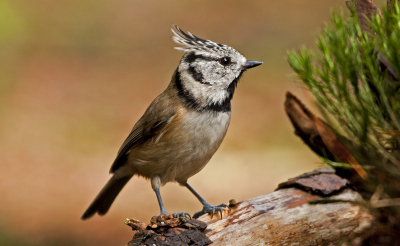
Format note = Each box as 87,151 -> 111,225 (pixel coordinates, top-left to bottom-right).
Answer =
81,175 -> 132,220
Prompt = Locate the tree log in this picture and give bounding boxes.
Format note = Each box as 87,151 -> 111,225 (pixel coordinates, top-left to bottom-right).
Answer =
126,169 -> 374,246
198,169 -> 373,246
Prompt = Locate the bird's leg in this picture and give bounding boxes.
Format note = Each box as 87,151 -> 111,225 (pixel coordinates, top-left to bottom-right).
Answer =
185,183 -> 227,219
152,176 -> 191,218
154,187 -> 168,215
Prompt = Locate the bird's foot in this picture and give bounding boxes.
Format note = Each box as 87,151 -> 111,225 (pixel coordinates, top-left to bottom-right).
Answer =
193,203 -> 228,219
161,209 -> 191,219
172,212 -> 191,219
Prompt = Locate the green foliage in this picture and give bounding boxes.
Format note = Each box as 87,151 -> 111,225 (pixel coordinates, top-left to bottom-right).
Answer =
288,3 -> 400,242
287,4 -> 400,162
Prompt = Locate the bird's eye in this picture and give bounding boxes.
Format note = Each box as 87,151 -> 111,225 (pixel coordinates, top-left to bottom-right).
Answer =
219,57 -> 231,66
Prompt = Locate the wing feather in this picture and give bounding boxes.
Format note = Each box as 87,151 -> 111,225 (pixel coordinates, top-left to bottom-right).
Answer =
109,118 -> 171,173
109,95 -> 176,173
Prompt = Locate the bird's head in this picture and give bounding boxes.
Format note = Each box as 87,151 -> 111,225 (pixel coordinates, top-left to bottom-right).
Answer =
172,25 -> 262,112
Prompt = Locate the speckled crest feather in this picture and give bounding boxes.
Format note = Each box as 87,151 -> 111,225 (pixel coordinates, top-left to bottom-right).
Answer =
171,25 -> 232,53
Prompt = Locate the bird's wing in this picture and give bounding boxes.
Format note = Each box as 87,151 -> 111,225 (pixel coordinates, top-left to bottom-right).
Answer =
109,98 -> 176,173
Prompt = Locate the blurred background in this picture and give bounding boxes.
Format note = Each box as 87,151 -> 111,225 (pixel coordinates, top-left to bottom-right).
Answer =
0,0 -> 386,245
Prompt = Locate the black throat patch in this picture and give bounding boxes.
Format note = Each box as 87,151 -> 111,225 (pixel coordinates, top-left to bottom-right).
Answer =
174,70 -> 235,113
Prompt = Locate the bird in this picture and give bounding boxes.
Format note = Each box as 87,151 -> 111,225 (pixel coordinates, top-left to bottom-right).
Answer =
81,25 -> 262,220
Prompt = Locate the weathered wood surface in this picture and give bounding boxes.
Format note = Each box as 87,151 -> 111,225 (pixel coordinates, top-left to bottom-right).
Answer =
198,189 -> 372,245
197,170 -> 373,246
125,169 -> 374,246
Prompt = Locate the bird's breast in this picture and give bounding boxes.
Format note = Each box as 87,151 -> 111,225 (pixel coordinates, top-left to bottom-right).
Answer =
168,109 -> 231,166
183,110 -> 231,147
169,110 -> 231,182
129,108 -> 231,184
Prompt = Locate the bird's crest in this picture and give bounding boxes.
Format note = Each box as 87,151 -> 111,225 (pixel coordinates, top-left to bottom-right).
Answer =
171,25 -> 231,53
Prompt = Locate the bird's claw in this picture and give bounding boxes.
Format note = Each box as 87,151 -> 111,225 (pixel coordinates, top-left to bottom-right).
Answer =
193,203 -> 228,219
172,212 -> 191,219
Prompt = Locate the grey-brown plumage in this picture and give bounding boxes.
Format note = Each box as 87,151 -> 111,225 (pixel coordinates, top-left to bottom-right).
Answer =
81,25 -> 262,220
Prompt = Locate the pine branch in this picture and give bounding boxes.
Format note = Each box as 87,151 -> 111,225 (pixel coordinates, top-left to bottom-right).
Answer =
286,0 -> 400,244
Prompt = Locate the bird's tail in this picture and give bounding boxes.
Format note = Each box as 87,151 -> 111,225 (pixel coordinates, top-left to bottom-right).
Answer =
81,174 -> 133,220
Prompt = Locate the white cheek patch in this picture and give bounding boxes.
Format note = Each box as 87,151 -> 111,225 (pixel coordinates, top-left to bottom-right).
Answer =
180,69 -> 230,106
209,66 -> 225,81
207,89 -> 229,105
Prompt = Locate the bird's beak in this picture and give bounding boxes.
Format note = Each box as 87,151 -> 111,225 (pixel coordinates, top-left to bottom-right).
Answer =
243,60 -> 263,70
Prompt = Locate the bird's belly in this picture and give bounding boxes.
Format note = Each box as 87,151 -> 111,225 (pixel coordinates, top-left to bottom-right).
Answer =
129,111 -> 231,184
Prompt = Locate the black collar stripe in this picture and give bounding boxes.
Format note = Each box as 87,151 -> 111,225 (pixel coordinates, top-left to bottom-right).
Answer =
174,70 -> 232,113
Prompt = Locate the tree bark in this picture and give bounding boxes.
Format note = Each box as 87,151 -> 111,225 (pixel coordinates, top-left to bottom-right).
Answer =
197,168 -> 373,246
126,168 -> 374,246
